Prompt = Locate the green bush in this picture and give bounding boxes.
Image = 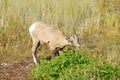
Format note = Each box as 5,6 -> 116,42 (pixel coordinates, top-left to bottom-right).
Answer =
31,50 -> 119,80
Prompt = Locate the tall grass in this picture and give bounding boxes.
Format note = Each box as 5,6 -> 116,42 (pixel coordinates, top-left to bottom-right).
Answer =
0,0 -> 120,67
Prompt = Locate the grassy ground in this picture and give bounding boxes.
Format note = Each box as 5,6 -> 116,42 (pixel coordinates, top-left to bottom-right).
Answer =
0,0 -> 120,79
32,50 -> 120,80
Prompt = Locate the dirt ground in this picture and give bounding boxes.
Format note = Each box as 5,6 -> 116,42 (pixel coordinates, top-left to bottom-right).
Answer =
0,58 -> 35,80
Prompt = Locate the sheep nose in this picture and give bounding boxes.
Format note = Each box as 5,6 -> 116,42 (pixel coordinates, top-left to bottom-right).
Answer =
76,45 -> 80,48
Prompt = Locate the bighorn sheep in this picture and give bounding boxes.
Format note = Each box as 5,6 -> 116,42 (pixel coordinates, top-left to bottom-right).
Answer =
29,21 -> 80,65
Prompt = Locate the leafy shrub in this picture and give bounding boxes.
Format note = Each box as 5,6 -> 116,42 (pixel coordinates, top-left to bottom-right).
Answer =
31,50 -> 119,80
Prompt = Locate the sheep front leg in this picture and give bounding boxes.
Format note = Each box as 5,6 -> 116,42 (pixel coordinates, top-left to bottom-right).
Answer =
51,49 -> 55,59
51,47 -> 62,59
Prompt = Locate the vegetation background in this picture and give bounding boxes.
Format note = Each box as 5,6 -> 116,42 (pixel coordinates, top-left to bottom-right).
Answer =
0,0 -> 120,80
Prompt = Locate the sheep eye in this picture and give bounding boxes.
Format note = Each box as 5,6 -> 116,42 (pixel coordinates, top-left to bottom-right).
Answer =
71,40 -> 73,43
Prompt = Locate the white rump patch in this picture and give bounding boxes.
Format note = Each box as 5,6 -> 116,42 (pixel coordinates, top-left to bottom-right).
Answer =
29,22 -> 36,34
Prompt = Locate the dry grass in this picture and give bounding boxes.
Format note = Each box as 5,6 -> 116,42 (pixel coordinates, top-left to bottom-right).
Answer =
0,0 -> 120,68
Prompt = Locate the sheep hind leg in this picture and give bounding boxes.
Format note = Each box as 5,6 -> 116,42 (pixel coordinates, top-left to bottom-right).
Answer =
32,41 -> 40,65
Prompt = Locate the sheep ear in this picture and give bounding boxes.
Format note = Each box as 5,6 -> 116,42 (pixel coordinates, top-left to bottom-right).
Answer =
73,34 -> 79,40
73,34 -> 77,38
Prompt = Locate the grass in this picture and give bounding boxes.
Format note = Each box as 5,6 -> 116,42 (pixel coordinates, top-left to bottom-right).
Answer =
0,0 -> 120,79
31,50 -> 120,80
